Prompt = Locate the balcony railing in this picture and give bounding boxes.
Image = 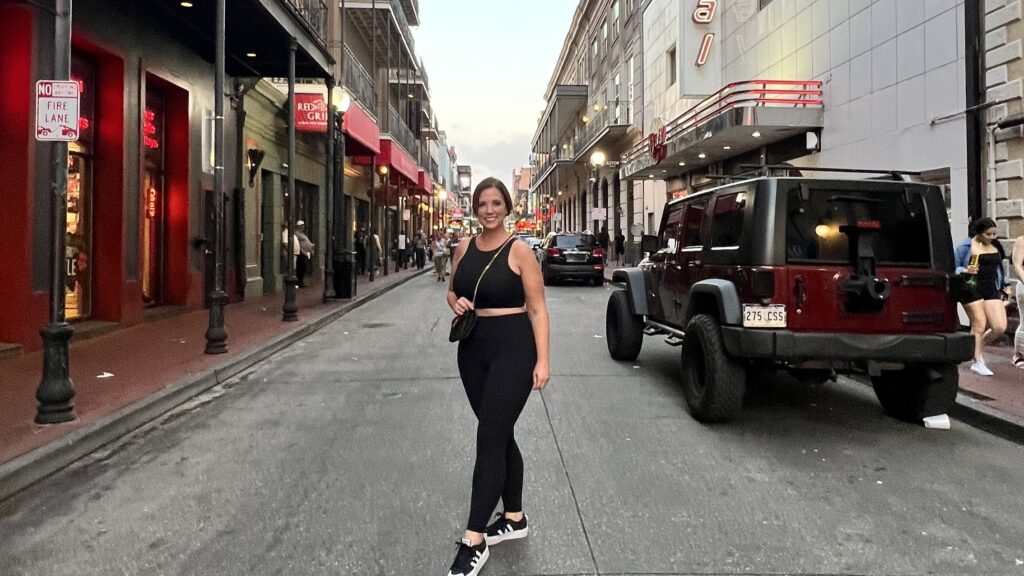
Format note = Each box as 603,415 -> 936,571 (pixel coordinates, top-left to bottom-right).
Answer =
573,103 -> 632,156
390,0 -> 416,55
288,0 -> 329,43
621,79 -> 824,165
387,104 -> 419,159
343,45 -> 375,113
529,146 -> 573,188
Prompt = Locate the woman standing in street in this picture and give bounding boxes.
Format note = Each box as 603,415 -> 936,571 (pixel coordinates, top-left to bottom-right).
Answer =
432,231 -> 449,282
443,177 -> 550,576
1011,235 -> 1024,368
956,217 -> 1010,375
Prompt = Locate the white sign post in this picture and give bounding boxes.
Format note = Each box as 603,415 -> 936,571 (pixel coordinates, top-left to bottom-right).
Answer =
592,207 -> 607,221
35,80 -> 80,141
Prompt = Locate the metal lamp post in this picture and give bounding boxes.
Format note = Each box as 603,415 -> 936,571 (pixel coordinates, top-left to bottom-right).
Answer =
282,38 -> 299,321
36,0 -> 76,424
325,86 -> 351,300
590,150 -> 606,233
204,0 -> 229,353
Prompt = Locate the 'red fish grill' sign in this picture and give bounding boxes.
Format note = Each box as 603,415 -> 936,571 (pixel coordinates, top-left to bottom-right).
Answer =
295,92 -> 328,133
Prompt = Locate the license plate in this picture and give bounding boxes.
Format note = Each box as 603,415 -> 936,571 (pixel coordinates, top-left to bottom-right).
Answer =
743,304 -> 787,328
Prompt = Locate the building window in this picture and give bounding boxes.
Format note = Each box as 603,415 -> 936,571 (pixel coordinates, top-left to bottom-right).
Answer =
627,55 -> 635,123
602,20 -> 608,46
612,0 -> 619,29
759,0 -> 774,9
592,38 -> 598,60
613,73 -> 622,122
578,55 -> 586,83
667,45 -> 677,87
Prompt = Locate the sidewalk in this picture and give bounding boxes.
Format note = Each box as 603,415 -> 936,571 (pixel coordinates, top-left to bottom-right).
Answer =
0,265 -> 427,499
604,263 -> 1024,439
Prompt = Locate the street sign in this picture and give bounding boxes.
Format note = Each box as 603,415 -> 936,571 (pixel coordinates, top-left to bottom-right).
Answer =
35,80 -> 80,141
592,207 -> 607,220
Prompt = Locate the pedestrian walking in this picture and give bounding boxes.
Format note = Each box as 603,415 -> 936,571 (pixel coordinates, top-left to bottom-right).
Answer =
397,231 -> 408,272
415,230 -> 427,270
444,176 -> 550,576
432,231 -> 448,282
955,217 -> 1010,376
295,220 -> 314,287
355,228 -> 367,276
615,230 -> 625,266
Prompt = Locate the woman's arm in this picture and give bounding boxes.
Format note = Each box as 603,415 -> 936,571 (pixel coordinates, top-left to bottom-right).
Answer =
954,240 -> 971,275
448,240 -> 472,315
515,242 -> 550,390
1013,237 -> 1024,283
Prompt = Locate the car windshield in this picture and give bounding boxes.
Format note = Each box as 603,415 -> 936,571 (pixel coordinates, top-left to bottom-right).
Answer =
554,234 -> 597,250
786,187 -> 932,267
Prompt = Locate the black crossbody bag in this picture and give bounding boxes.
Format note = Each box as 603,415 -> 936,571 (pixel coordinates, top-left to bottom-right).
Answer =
449,234 -> 516,343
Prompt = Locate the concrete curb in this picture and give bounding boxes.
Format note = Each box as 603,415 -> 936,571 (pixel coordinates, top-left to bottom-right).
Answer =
951,393 -> 1024,445
0,269 -> 429,502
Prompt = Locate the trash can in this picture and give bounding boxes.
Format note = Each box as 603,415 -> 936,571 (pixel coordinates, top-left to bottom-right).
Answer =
333,249 -> 356,299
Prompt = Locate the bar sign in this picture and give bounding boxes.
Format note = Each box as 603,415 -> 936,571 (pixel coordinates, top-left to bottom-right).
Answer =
36,80 -> 81,141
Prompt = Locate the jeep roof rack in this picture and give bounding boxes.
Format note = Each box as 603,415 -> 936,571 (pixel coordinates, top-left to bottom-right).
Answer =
738,164 -> 922,181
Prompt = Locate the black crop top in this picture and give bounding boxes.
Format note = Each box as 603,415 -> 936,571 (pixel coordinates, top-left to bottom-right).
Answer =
452,236 -> 526,309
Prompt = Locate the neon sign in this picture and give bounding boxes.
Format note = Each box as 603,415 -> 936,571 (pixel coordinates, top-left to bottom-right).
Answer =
691,0 -> 717,67
647,125 -> 667,163
143,109 -> 160,149
146,187 -> 158,219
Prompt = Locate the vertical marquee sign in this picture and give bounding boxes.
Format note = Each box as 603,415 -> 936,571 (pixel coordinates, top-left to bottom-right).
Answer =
680,0 -> 722,98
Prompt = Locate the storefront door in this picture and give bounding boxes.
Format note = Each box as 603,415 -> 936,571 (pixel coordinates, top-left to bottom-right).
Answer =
141,93 -> 167,306
66,52 -> 96,321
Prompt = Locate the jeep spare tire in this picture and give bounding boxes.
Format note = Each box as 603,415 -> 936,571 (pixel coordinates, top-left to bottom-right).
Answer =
606,290 -> 643,361
871,364 -> 958,423
680,314 -> 746,422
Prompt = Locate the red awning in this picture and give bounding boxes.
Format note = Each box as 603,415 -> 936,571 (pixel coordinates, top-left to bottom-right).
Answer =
414,169 -> 434,196
341,101 -> 380,156
379,139 -> 419,184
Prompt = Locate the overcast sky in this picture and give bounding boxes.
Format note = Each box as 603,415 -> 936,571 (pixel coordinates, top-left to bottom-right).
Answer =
414,1 -> 578,189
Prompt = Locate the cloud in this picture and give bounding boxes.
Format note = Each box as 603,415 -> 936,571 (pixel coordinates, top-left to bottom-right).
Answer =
455,135 -> 532,182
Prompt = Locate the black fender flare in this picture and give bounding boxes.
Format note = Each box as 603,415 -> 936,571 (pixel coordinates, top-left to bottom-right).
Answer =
611,268 -> 649,316
686,279 -> 742,326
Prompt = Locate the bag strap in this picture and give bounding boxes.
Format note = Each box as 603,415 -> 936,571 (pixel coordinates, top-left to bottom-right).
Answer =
468,234 -> 516,305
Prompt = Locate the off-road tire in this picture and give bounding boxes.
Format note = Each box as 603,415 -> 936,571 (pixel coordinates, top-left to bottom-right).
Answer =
871,364 -> 958,423
680,314 -> 746,422
606,290 -> 643,361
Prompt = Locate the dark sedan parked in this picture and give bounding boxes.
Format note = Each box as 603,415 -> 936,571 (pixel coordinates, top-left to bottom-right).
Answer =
539,232 -> 604,286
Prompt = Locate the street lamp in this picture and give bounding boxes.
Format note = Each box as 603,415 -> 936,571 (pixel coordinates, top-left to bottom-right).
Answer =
326,85 -> 353,300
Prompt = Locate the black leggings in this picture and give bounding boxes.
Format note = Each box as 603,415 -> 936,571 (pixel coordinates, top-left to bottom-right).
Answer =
457,313 -> 537,533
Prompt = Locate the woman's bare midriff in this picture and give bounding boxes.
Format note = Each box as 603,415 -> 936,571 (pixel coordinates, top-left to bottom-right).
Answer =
474,306 -> 527,317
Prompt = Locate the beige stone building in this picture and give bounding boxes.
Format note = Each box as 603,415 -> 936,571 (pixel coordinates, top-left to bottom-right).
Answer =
984,0 -> 1024,238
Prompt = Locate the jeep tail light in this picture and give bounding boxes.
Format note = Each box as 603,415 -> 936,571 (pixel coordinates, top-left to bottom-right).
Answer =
752,269 -> 775,299
546,248 -> 562,257
592,247 -> 604,258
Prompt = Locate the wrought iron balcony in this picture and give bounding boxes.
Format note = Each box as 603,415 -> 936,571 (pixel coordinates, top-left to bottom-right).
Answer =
573,102 -> 632,161
386,104 -> 420,160
287,0 -> 329,44
342,44 -> 375,113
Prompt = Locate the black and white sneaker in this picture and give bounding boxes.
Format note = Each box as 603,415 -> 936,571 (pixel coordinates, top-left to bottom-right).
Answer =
484,513 -> 529,546
446,538 -> 488,576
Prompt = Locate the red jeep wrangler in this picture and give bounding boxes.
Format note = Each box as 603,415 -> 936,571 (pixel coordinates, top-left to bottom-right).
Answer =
605,176 -> 973,423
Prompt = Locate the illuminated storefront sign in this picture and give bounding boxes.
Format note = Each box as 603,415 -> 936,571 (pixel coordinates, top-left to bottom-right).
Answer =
146,187 -> 158,219
295,92 -> 328,132
144,109 -> 160,149
691,0 -> 716,67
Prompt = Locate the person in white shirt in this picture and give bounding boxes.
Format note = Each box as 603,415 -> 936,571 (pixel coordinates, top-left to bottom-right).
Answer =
397,232 -> 408,271
281,224 -> 300,279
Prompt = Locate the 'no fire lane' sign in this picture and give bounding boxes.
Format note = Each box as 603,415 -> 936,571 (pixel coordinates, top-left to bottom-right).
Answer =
35,80 -> 80,142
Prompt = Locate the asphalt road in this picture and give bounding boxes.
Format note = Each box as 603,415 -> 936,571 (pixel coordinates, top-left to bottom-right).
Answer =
2,275 -> 1023,576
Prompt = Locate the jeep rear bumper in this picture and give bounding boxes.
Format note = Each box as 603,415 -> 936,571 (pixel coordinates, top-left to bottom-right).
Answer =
720,328 -> 974,365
